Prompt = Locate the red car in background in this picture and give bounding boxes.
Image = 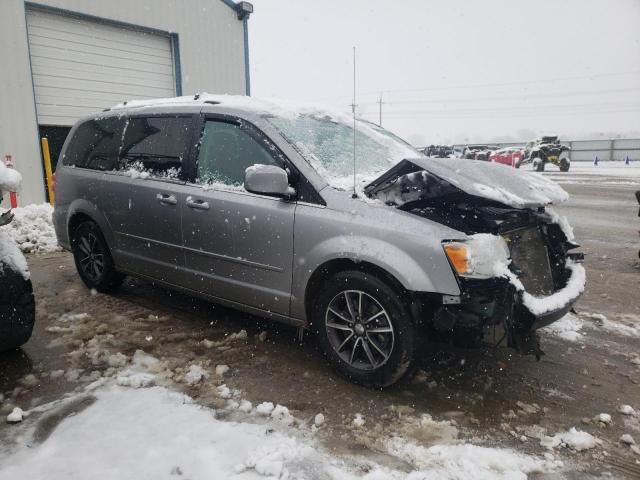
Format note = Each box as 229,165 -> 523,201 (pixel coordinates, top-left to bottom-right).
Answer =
489,147 -> 524,167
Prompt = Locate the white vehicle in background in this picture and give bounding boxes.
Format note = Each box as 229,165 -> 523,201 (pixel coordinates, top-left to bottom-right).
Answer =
0,162 -> 35,351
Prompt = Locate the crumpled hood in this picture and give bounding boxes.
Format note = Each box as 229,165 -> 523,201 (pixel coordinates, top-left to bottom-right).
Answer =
366,157 -> 569,209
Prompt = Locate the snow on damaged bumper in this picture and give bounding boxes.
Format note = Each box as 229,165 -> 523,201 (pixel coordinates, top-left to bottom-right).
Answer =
496,259 -> 586,328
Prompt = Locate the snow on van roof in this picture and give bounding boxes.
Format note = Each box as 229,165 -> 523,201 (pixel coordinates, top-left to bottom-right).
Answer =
111,94 -> 352,122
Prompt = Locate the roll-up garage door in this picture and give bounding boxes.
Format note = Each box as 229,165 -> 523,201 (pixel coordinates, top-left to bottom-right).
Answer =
26,8 -> 176,126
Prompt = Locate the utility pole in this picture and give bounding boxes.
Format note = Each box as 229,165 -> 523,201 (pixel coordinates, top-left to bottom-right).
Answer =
377,92 -> 383,127
351,46 -> 357,198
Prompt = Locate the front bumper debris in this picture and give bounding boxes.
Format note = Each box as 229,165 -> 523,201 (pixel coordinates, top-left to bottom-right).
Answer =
421,258 -> 585,357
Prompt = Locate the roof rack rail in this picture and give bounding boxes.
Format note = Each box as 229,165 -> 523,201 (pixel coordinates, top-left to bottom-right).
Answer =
204,100 -> 221,105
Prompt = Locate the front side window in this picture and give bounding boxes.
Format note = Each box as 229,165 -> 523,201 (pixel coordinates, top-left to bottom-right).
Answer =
62,117 -> 126,171
196,120 -> 281,188
120,116 -> 192,178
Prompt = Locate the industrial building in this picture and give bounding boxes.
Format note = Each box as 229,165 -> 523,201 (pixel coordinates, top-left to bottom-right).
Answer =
0,0 -> 252,205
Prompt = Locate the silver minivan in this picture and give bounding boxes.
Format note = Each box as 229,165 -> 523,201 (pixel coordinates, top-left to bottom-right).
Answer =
53,95 -> 585,387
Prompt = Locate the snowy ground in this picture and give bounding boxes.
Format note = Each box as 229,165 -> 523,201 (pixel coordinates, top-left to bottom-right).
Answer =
0,380 -> 561,479
1,171 -> 640,478
541,160 -> 640,185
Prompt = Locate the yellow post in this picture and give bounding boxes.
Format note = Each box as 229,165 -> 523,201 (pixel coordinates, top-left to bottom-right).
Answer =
41,137 -> 55,205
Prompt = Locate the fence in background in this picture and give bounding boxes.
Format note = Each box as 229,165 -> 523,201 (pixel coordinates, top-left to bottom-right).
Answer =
448,138 -> 640,161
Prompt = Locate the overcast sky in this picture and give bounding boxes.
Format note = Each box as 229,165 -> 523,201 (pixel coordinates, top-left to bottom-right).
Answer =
248,0 -> 640,146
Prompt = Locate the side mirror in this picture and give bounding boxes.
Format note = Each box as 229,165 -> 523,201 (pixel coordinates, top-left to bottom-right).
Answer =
244,164 -> 296,199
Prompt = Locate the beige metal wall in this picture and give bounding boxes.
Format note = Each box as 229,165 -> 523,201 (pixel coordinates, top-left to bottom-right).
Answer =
0,0 -> 247,205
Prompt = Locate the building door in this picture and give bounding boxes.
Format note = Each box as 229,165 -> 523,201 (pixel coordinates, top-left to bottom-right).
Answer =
26,7 -> 177,126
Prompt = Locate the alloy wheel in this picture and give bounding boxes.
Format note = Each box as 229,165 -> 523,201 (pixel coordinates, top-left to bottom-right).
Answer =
324,290 -> 395,370
77,232 -> 105,282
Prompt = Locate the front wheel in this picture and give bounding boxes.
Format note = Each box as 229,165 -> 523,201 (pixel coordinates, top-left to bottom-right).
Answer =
72,221 -> 124,292
311,271 -> 416,388
532,157 -> 545,172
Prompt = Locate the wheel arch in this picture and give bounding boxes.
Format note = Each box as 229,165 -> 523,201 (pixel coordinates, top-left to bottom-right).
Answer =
65,200 -> 115,251
303,258 -> 409,323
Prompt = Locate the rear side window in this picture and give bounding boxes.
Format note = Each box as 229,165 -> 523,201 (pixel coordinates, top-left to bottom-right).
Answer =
62,117 -> 126,170
120,116 -> 192,178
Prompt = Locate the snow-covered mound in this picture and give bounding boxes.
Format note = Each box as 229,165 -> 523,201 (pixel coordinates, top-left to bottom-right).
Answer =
3,203 -> 59,254
0,384 -> 559,480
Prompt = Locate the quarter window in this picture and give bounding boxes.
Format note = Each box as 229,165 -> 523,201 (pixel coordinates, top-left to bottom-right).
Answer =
120,116 -> 192,178
62,117 -> 126,171
196,120 -> 281,187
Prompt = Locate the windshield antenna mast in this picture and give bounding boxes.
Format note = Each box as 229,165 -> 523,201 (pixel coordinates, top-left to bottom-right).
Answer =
351,46 -> 357,199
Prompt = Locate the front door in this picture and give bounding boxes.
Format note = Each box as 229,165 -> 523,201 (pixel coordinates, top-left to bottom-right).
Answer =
181,117 -> 296,316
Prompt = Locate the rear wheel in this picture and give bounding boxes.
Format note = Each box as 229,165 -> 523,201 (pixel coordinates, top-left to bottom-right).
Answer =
311,270 -> 416,388
72,221 -> 124,292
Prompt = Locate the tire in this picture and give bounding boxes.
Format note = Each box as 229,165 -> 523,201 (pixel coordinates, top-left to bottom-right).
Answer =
0,263 -> 35,352
533,157 -> 545,172
310,270 -> 416,388
559,159 -> 570,172
72,221 -> 124,292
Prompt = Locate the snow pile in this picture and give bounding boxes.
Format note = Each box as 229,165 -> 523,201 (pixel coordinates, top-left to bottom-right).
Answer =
2,203 -> 60,253
184,364 -> 209,385
386,438 -> 555,479
0,384 -> 562,480
620,434 -> 636,445
619,405 -> 637,416
270,405 -> 295,425
0,386 -> 317,479
541,313 -> 584,342
256,401 -> 275,416
352,413 -> 366,427
0,161 -> 21,192
115,350 -> 164,388
0,230 -> 30,279
6,407 -> 24,424
582,312 -> 640,338
540,428 -> 599,451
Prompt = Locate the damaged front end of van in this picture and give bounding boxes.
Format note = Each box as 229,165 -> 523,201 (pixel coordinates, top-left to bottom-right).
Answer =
365,158 -> 585,358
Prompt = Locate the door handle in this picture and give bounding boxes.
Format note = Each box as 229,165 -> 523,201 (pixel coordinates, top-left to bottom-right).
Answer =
185,196 -> 210,210
156,193 -> 177,205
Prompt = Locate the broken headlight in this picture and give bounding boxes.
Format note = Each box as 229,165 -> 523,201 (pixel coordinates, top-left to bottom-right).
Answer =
442,234 -> 510,279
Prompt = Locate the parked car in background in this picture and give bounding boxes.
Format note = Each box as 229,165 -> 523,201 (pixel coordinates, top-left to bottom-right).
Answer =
422,145 -> 455,158
53,95 -> 584,387
517,136 -> 571,172
0,163 -> 36,352
462,144 -> 498,161
489,147 -> 524,167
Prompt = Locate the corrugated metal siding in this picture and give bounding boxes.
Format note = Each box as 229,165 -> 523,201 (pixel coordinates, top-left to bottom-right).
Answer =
27,8 -> 175,126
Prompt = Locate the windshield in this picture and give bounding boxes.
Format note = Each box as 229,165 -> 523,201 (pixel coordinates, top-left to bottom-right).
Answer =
266,113 -> 421,190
